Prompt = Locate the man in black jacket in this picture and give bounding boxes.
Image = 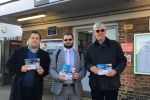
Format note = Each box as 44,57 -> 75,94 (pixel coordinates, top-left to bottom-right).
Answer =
85,22 -> 127,100
6,31 -> 50,100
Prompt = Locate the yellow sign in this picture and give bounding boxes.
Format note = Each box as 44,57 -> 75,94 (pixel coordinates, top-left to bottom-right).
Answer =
124,24 -> 133,30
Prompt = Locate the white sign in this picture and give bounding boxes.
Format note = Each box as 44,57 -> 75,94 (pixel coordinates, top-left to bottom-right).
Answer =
134,33 -> 150,75
125,55 -> 131,66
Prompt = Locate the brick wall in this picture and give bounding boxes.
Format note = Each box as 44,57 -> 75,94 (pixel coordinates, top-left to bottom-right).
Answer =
22,26 -> 72,91
118,17 -> 150,100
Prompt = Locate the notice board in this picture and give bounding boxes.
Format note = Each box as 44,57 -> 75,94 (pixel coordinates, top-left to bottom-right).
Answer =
134,33 -> 150,75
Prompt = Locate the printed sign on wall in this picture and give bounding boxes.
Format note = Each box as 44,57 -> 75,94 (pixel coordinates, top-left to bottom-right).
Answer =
125,55 -> 131,66
121,43 -> 133,52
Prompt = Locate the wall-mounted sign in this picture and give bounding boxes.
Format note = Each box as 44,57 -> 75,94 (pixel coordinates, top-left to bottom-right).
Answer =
11,42 -> 22,45
124,24 -> 133,30
40,39 -> 63,58
121,43 -> 133,52
134,33 -> 150,75
47,26 -> 57,36
1,26 -> 5,33
125,55 -> 131,66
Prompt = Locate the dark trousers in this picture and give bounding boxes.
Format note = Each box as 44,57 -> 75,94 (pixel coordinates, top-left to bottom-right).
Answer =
91,89 -> 118,100
21,87 -> 36,100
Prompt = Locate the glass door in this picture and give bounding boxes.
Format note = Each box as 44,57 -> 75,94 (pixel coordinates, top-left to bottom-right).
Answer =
76,28 -> 93,92
106,25 -> 118,41
76,28 -> 94,59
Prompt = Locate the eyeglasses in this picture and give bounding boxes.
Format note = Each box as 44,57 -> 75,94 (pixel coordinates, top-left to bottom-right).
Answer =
95,29 -> 105,33
63,38 -> 73,41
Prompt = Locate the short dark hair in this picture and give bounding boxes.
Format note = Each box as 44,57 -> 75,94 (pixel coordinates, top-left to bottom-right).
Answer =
29,31 -> 41,40
63,33 -> 74,39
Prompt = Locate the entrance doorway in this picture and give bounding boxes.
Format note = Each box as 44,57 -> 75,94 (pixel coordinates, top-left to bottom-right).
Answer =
76,25 -> 118,92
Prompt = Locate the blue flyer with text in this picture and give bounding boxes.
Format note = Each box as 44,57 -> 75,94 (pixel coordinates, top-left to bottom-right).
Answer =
24,58 -> 40,69
96,64 -> 112,75
59,63 -> 72,80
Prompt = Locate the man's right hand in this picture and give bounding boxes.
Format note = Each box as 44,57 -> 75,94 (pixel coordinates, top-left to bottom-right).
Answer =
21,66 -> 31,72
90,66 -> 98,74
58,75 -> 69,81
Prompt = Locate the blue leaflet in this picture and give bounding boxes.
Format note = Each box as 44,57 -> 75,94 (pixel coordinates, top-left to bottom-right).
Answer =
24,58 -> 40,69
60,63 -> 71,74
96,64 -> 112,75
96,64 -> 106,70
25,59 -> 33,65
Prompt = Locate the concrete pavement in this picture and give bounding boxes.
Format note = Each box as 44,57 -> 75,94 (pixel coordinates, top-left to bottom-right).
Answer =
0,85 -> 91,100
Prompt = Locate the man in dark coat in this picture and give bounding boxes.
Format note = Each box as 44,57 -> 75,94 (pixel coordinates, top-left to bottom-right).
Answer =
85,22 -> 127,100
6,31 -> 50,100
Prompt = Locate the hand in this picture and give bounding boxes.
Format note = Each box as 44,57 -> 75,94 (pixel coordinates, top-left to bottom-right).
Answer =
73,73 -> 79,79
58,75 -> 69,81
106,70 -> 117,77
21,66 -> 31,72
36,66 -> 44,75
90,66 -> 98,74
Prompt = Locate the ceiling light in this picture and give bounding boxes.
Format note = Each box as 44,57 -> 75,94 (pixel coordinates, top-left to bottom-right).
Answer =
0,0 -> 12,4
17,14 -> 47,21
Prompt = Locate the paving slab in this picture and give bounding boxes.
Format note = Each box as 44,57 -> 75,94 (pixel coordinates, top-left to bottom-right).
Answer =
0,85 -> 91,100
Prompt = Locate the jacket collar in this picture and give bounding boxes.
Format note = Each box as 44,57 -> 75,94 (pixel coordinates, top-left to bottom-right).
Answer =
94,36 -> 109,47
25,46 -> 41,58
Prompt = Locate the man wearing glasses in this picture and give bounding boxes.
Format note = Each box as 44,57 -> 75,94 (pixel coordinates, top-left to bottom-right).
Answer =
85,22 -> 127,100
49,33 -> 86,100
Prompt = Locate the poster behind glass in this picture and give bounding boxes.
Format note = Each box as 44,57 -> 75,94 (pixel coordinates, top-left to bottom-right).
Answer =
40,39 -> 63,58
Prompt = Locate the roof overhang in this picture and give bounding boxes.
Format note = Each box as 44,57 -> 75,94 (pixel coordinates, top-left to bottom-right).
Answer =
1,0 -> 150,27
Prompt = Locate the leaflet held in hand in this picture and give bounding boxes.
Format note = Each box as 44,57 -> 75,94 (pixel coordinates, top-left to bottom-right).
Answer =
59,63 -> 75,80
96,64 -> 112,75
24,58 -> 40,69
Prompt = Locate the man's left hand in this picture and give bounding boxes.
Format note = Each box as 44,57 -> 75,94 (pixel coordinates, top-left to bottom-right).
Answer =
106,70 -> 117,77
36,66 -> 44,75
73,73 -> 79,79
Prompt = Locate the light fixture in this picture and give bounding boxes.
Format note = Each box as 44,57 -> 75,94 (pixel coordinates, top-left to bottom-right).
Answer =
0,0 -> 12,4
17,14 -> 47,21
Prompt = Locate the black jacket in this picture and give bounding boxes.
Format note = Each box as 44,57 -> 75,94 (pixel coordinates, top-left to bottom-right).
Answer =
6,46 -> 50,100
85,37 -> 127,90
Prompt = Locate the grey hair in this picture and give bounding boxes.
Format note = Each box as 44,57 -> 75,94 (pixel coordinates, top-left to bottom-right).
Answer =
93,22 -> 106,30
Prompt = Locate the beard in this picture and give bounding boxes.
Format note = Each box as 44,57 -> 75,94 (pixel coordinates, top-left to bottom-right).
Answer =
64,43 -> 73,49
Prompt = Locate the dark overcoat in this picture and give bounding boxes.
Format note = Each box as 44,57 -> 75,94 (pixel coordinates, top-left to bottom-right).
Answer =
6,46 -> 50,100
85,37 -> 127,90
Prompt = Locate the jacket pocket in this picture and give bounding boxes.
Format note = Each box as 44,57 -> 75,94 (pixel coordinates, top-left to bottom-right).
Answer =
89,74 -> 97,88
109,75 -> 120,87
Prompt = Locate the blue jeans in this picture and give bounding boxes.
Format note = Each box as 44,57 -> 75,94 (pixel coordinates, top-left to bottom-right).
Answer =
91,89 -> 118,100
